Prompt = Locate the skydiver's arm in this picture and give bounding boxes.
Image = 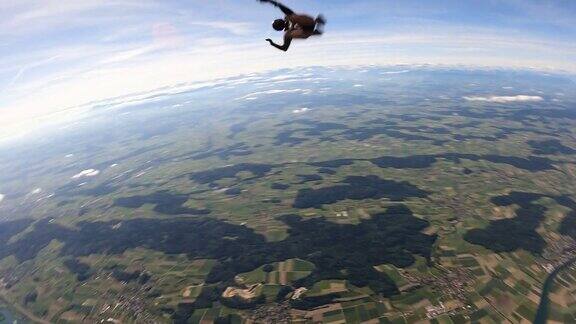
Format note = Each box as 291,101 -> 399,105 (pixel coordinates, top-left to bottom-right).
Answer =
258,0 -> 294,16
266,34 -> 292,51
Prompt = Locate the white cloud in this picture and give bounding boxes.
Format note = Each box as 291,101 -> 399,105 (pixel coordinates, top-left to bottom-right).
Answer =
0,1 -> 161,35
98,44 -> 166,65
30,188 -> 42,194
1,0 -> 576,144
190,21 -> 255,36
268,75 -> 299,82
239,89 -> 305,99
293,107 -> 310,114
4,55 -> 61,90
380,70 -> 411,74
0,194 -> 4,204
72,169 -> 100,179
353,84 -> 364,87
463,95 -> 544,103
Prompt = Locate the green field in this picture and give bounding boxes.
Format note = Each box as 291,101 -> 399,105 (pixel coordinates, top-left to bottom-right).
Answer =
0,67 -> 575,323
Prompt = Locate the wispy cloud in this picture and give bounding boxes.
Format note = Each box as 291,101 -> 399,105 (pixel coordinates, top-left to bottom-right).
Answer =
3,54 -> 61,90
463,95 -> 544,103
71,169 -> 100,179
191,21 -> 255,36
0,0 -> 575,141
380,70 -> 411,74
239,89 -> 306,99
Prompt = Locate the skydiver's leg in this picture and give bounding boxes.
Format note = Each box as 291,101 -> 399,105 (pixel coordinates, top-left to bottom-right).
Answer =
289,29 -> 312,39
289,14 -> 316,27
313,15 -> 326,35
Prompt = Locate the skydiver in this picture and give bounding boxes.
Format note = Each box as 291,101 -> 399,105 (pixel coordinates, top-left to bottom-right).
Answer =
258,0 -> 326,52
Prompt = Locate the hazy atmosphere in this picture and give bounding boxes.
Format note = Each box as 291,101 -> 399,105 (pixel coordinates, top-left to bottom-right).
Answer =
1,0 -> 575,140
0,1 -> 576,324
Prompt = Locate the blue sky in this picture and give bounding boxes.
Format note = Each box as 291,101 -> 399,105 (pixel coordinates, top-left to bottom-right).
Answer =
0,0 -> 575,139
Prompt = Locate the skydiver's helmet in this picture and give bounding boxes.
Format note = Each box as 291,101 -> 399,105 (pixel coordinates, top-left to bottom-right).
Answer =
273,19 -> 286,31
